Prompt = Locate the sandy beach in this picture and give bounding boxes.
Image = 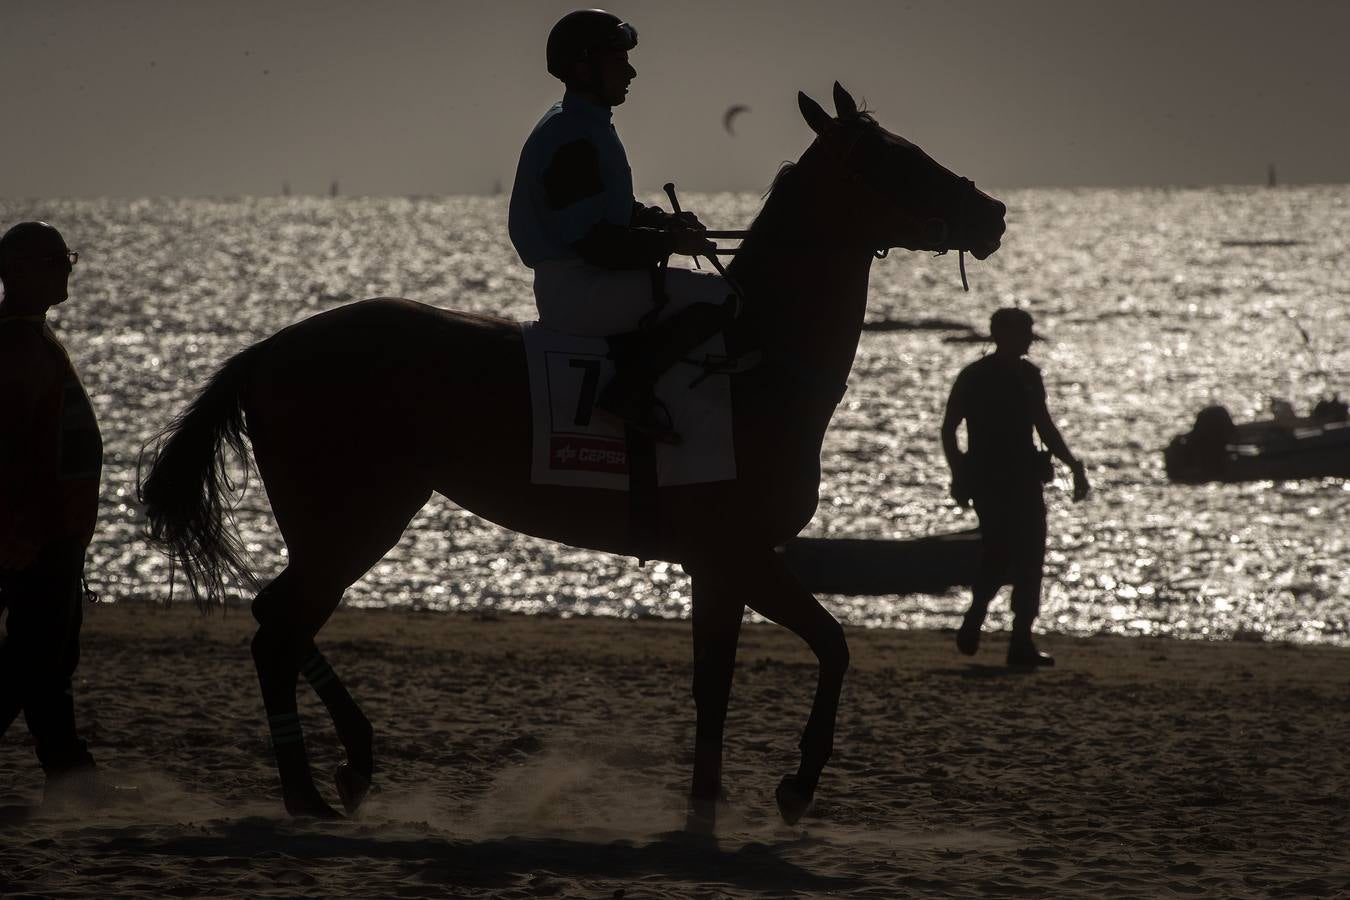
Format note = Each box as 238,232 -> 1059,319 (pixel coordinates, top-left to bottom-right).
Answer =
1,603 -> 1347,898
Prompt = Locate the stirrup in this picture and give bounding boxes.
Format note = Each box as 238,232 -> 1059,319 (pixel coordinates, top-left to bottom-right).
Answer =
687,349 -> 763,388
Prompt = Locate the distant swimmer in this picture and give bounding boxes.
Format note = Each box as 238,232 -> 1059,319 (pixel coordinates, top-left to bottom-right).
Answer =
508,9 -> 735,442
0,221 -> 106,809
941,308 -> 1089,667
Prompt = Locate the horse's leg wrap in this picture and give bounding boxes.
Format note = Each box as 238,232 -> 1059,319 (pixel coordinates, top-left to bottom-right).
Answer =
252,627 -> 339,818
299,647 -> 374,814
300,650 -> 337,692
299,648 -> 372,764
267,712 -> 305,748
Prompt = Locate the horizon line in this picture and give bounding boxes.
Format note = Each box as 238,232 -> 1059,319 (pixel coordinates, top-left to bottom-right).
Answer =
4,180 -> 1348,203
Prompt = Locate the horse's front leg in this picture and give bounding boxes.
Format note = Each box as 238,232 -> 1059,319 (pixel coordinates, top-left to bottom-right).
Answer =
741,550 -> 850,825
685,571 -> 745,833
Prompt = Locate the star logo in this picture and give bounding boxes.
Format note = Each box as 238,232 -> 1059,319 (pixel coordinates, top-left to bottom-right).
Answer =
554,443 -> 578,464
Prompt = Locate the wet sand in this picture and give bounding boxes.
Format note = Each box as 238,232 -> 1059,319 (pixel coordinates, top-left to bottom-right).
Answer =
2,603 -> 1347,898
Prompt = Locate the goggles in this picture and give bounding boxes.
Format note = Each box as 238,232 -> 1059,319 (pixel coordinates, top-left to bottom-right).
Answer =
584,21 -> 638,58
610,22 -> 638,50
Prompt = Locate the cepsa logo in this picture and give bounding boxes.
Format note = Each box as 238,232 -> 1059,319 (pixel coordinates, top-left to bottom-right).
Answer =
550,436 -> 628,474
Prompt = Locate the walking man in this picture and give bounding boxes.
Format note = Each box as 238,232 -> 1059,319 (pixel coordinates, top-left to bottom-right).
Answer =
941,308 -> 1089,666
0,221 -> 103,806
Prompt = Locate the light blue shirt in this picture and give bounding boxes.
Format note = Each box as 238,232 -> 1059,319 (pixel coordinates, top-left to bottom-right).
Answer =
508,91 -> 637,268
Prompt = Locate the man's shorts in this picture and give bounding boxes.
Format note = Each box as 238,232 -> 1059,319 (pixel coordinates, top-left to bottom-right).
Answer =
973,487 -> 1047,583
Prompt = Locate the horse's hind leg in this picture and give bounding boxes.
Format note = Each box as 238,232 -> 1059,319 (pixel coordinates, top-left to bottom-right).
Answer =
297,643 -> 373,813
684,572 -> 745,832
251,570 -> 344,817
250,477 -> 431,817
251,571 -> 376,816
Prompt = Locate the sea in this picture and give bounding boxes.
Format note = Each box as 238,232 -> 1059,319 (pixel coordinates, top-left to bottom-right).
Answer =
4,187 -> 1348,645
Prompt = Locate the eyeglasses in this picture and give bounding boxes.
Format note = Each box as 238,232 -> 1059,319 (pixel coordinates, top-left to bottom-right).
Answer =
41,251 -> 78,268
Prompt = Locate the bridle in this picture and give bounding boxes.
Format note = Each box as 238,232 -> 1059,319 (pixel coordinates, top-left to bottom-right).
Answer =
832,122 -> 980,291
699,120 -> 984,291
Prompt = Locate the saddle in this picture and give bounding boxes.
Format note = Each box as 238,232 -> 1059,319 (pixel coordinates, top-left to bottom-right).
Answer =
524,266 -> 752,560
521,323 -> 738,492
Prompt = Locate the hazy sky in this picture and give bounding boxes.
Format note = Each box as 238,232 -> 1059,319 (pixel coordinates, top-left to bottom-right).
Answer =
2,0 -> 1348,197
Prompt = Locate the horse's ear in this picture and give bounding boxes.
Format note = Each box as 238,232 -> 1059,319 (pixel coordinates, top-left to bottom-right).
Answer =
798,91 -> 834,137
832,81 -> 858,119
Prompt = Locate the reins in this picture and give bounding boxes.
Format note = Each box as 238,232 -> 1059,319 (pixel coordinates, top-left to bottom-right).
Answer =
679,119 -> 980,294
696,231 -> 970,292
664,184 -> 748,316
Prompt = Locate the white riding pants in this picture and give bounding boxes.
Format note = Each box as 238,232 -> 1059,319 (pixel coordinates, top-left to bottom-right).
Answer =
533,258 -> 731,336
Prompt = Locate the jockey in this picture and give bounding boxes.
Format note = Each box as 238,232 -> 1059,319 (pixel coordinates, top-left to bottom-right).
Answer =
509,9 -> 735,441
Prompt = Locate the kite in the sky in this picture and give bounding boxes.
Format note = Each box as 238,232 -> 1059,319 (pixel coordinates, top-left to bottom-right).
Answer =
723,104 -> 750,135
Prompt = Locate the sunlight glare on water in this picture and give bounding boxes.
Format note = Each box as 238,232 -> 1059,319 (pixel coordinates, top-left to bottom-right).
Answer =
4,187 -> 1347,643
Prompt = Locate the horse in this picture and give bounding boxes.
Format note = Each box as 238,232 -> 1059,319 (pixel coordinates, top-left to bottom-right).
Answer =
140,82 -> 1006,827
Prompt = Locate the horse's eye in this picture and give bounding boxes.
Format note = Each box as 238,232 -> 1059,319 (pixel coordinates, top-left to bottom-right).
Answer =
846,135 -> 889,181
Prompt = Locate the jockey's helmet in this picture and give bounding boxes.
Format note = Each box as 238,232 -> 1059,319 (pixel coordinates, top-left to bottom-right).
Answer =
546,10 -> 638,82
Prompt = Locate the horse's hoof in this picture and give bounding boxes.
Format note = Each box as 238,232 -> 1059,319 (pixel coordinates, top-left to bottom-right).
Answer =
684,809 -> 715,835
284,792 -> 343,819
774,775 -> 814,826
684,795 -> 718,835
335,763 -> 372,815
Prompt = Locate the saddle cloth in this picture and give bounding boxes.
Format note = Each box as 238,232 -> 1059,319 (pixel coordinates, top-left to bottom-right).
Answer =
522,322 -> 737,490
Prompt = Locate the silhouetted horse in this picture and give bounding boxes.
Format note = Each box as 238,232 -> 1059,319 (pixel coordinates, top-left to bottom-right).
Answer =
141,83 -> 1005,826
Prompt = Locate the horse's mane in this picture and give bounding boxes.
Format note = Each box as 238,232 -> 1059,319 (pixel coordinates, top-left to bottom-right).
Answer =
761,161 -> 799,201
747,109 -> 879,235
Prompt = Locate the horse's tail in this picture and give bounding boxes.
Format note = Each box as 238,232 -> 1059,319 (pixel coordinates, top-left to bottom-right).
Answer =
138,341 -> 267,608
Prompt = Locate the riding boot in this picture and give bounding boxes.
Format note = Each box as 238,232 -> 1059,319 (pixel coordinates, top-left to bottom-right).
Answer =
597,301 -> 732,444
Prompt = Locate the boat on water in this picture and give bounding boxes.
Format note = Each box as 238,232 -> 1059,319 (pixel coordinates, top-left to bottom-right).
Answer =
778,529 -> 981,596
1164,397 -> 1350,484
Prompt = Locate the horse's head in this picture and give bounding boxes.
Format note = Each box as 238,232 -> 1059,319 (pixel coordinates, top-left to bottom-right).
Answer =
797,83 -> 1005,261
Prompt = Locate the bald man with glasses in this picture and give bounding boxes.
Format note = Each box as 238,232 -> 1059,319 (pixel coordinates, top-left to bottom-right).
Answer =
0,220 -> 104,810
